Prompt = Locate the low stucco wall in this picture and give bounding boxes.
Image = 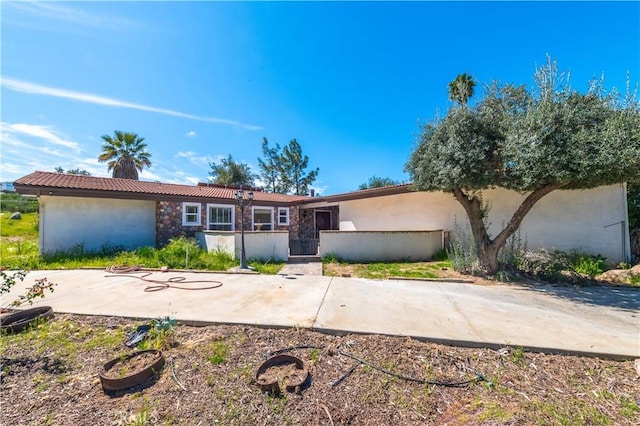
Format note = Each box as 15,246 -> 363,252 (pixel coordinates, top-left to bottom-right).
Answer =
39,196 -> 155,253
195,232 -> 235,256
320,230 -> 443,262
196,231 -> 289,261
332,185 -> 628,263
239,231 -> 289,261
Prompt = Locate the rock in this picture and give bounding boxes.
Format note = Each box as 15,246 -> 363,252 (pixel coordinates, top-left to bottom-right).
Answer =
9,212 -> 21,220
596,269 -> 633,283
635,359 -> 640,377
631,264 -> 640,274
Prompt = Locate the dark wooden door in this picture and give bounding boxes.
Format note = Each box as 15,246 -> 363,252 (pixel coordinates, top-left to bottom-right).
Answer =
315,211 -> 331,238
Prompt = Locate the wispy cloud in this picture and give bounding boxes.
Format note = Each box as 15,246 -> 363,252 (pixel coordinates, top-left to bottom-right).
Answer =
1,77 -> 263,131
186,130 -> 197,137
175,151 -> 215,168
2,1 -> 141,31
0,123 -> 92,181
1,122 -> 79,149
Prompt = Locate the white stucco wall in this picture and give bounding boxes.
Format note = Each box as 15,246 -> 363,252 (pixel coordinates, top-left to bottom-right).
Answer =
238,231 -> 289,261
327,184 -> 628,263
195,232 -> 235,256
320,230 -> 443,262
196,231 -> 289,261
39,196 -> 156,253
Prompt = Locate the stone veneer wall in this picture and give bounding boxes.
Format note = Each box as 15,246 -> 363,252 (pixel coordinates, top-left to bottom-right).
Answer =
157,201 -> 294,247
156,201 -> 204,247
296,205 -> 339,239
288,206 -> 301,238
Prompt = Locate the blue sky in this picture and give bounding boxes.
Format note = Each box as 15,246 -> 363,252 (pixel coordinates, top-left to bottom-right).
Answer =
1,1 -> 638,195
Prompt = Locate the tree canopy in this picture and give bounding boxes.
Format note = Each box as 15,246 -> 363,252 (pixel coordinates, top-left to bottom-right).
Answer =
257,138 -> 319,195
97,131 -> 151,180
257,137 -> 286,193
358,176 -> 400,190
208,155 -> 256,187
406,58 -> 640,273
55,167 -> 91,176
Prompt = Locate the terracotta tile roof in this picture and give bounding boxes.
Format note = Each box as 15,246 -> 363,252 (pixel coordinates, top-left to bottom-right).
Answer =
14,171 -> 309,203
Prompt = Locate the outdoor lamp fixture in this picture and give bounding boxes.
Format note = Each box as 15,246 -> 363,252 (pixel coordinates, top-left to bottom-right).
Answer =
234,188 -> 254,269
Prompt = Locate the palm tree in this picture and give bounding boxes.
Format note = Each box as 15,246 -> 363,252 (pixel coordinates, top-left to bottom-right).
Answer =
448,73 -> 476,106
98,131 -> 151,180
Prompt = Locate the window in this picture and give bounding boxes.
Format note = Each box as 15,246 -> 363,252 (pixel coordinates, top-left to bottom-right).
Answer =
252,207 -> 273,231
182,202 -> 201,226
207,204 -> 234,231
278,207 -> 289,226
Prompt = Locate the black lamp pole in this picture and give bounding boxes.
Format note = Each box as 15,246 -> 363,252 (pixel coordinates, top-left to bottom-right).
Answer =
235,188 -> 254,269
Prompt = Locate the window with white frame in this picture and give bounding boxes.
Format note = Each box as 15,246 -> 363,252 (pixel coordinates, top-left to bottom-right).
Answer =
252,207 -> 273,231
182,202 -> 201,226
278,207 -> 289,226
207,204 -> 234,231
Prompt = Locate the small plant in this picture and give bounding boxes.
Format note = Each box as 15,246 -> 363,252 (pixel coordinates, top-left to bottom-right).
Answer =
0,268 -> 57,308
498,227 -> 527,268
137,317 -> 177,350
616,262 -> 632,270
509,347 -> 525,364
207,340 -> 229,365
309,348 -> 320,364
447,221 -> 483,275
430,248 -> 449,262
322,253 -> 342,264
496,270 -> 512,283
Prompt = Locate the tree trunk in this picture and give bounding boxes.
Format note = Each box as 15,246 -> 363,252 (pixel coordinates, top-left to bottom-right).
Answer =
452,182 -> 568,275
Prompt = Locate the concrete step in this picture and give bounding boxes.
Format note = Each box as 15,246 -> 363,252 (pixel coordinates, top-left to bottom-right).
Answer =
279,261 -> 323,276
287,255 -> 322,263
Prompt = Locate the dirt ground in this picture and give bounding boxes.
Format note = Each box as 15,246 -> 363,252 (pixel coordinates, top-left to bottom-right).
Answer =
1,313 -> 639,426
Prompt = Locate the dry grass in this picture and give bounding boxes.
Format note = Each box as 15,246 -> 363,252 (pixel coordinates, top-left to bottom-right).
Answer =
1,314 -> 638,425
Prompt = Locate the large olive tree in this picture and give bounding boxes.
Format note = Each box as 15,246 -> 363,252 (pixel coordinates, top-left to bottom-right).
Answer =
406,60 -> 640,274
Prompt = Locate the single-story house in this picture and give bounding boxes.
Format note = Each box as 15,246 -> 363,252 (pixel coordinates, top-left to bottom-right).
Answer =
13,171 -> 632,263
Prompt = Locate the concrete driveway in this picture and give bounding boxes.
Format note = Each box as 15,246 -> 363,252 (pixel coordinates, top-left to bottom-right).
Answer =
2,269 -> 638,358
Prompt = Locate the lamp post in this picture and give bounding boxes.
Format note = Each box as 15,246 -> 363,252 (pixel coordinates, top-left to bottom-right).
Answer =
235,188 -> 254,269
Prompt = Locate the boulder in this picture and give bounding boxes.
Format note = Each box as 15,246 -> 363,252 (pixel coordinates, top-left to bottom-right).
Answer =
597,266 -> 640,284
9,212 -> 21,220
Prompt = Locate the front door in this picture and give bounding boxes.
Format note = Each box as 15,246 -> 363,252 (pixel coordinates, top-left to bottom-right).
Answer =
315,211 -> 331,238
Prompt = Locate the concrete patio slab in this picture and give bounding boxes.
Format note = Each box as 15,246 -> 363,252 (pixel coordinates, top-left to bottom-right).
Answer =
2,269 -> 638,359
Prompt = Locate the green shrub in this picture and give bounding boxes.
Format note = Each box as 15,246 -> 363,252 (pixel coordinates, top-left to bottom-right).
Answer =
447,222 -> 483,275
200,250 -> 236,271
0,194 -> 39,213
136,246 -> 156,260
430,248 -> 449,261
157,237 -> 203,269
569,252 -> 607,279
516,249 -> 569,282
498,228 -> 526,267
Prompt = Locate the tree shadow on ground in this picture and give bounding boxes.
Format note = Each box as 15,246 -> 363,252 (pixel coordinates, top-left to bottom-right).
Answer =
514,281 -> 640,312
